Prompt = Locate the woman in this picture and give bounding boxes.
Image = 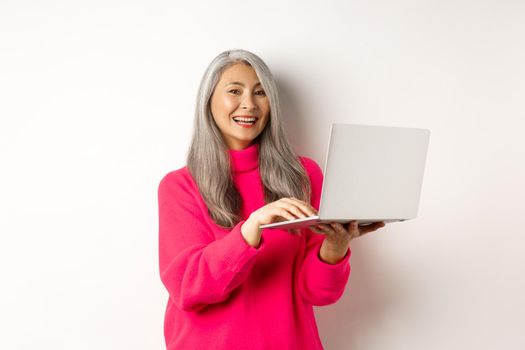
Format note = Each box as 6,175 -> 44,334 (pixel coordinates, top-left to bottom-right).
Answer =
158,49 -> 386,349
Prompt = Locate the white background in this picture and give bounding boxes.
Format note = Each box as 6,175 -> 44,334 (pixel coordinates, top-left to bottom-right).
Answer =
1,0 -> 524,349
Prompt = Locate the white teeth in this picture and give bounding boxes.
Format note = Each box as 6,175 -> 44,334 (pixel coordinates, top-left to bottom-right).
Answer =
233,117 -> 257,122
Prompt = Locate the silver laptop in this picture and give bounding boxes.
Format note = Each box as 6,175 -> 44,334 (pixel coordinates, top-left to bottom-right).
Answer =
259,123 -> 431,230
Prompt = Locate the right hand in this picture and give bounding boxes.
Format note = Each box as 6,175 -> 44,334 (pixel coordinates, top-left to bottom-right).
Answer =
248,197 -> 318,232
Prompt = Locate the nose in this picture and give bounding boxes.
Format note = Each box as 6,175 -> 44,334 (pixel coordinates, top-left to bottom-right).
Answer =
241,92 -> 257,110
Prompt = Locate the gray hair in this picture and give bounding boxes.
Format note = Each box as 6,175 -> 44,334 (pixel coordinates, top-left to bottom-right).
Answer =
187,49 -> 311,228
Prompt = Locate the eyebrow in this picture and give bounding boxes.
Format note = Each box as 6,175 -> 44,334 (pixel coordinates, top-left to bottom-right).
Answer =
225,81 -> 262,87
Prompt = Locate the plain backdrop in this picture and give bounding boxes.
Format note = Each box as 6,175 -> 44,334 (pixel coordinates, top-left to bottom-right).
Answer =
1,0 -> 524,349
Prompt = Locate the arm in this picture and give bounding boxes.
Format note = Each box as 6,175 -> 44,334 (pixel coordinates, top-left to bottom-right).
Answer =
158,171 -> 262,312
296,158 -> 351,306
297,229 -> 351,306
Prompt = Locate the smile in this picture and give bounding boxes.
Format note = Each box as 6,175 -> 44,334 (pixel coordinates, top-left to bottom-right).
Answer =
232,116 -> 258,127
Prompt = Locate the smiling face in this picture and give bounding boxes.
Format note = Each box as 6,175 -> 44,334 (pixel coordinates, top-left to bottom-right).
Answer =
210,63 -> 270,150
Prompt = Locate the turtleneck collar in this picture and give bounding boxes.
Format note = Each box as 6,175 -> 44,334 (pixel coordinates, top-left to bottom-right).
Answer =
228,142 -> 259,173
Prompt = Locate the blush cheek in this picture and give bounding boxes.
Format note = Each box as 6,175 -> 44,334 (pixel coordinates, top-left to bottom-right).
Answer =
220,96 -> 238,115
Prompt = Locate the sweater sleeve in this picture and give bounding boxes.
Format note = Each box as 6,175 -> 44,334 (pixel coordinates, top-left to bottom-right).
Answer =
158,170 -> 262,312
297,157 -> 351,306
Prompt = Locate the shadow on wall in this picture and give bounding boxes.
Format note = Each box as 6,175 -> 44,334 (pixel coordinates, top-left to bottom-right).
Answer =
275,76 -> 309,150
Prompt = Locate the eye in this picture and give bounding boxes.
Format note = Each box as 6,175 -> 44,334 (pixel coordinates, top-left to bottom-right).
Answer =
228,89 -> 241,95
255,90 -> 266,96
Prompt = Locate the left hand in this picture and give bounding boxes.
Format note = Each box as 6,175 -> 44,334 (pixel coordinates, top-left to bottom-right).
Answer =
309,221 -> 386,263
310,220 -> 386,243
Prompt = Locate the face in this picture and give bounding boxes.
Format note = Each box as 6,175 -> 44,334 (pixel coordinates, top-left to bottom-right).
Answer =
210,63 -> 270,150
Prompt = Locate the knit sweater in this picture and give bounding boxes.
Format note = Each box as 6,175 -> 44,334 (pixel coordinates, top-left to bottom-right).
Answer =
158,142 -> 351,350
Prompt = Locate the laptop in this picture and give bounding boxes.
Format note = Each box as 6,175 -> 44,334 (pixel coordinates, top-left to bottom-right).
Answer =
259,123 -> 431,230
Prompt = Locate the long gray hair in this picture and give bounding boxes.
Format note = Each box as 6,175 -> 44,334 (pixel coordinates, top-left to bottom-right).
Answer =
187,49 -> 311,228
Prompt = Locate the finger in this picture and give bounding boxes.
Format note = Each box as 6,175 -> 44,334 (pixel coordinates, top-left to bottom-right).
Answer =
345,220 -> 359,233
281,197 -> 318,217
273,208 -> 297,221
275,201 -> 309,219
317,223 -> 335,234
360,221 -> 386,234
282,197 -> 317,217
329,222 -> 347,233
308,225 -> 324,234
329,223 -> 356,240
312,224 -> 327,231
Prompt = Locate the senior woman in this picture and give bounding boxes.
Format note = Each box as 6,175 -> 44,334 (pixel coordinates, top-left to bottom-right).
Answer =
158,49 -> 385,349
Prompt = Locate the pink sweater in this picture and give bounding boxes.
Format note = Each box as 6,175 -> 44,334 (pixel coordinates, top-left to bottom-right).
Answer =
158,142 -> 351,349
